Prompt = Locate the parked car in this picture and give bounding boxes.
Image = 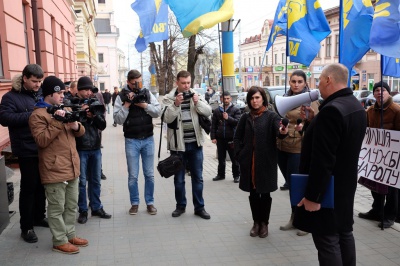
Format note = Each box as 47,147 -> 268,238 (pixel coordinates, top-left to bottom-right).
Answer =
359,93 -> 375,109
392,94 -> 400,104
353,90 -> 372,100
262,86 -> 287,112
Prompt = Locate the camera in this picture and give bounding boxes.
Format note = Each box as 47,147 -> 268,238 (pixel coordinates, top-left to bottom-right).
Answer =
47,105 -> 87,123
182,91 -> 194,100
121,81 -> 148,104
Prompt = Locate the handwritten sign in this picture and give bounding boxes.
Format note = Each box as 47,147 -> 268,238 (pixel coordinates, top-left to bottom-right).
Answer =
358,127 -> 400,188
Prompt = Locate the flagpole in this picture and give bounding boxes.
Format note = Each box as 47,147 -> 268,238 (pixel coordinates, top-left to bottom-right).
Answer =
284,11 -> 289,94
218,23 -> 225,112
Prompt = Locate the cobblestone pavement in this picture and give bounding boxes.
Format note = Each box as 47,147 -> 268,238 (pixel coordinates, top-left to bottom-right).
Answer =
0,113 -> 399,266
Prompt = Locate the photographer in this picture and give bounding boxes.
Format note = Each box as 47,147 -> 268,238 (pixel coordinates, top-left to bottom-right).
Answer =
75,76 -> 112,224
113,70 -> 161,216
29,76 -> 88,254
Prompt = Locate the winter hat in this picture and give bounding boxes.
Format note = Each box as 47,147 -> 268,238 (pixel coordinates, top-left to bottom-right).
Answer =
77,76 -> 93,90
373,81 -> 391,93
42,76 -> 65,98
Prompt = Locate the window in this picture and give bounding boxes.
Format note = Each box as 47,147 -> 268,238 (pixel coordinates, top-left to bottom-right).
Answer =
98,53 -> 104,63
244,58 -> 246,67
0,39 -> 3,78
259,56 -> 261,66
326,36 -> 331,57
282,53 -> 285,64
23,4 -> 30,64
274,54 -> 278,64
253,57 -> 256,66
100,82 -> 105,91
265,55 -> 268,65
98,0 -> 105,3
335,34 -> 339,56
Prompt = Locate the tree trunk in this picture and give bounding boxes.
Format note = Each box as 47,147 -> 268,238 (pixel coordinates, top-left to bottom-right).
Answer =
187,35 -> 197,87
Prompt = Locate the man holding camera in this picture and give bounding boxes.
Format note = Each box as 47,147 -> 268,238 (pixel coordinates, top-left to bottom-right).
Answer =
75,76 -> 111,224
114,70 -> 161,215
0,64 -> 48,243
29,76 -> 88,254
162,70 -> 212,219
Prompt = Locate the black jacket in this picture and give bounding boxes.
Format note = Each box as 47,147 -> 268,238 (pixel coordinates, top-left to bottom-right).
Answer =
75,97 -> 106,151
0,75 -> 42,157
293,88 -> 367,234
211,104 -> 241,140
234,110 -> 282,193
102,92 -> 111,104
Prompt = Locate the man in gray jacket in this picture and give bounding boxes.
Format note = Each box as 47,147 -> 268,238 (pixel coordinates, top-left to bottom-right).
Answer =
162,70 -> 212,219
114,70 -> 161,215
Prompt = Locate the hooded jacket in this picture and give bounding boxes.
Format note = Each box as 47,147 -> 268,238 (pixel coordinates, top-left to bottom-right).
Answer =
29,101 -> 85,184
0,74 -> 42,157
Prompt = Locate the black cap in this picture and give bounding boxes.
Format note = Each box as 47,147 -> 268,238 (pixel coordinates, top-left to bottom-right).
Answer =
42,76 -> 65,98
77,76 -> 93,90
373,81 -> 391,93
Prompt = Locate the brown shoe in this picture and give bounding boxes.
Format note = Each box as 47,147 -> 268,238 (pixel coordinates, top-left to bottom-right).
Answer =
147,205 -> 157,215
129,205 -> 138,215
69,237 -> 89,247
250,222 -> 259,237
259,222 -> 269,238
52,242 -> 79,254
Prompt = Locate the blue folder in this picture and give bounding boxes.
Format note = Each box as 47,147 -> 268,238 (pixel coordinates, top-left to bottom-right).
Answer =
290,174 -> 334,209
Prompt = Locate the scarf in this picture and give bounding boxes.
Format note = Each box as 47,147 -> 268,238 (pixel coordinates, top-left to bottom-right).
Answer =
250,105 -> 266,188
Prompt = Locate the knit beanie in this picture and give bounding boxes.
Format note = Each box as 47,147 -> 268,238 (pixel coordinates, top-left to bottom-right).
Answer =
42,76 -> 65,98
77,76 -> 93,90
373,81 -> 391,93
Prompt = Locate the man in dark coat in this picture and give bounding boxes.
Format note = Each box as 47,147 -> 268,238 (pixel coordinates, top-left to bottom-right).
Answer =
293,63 -> 367,266
211,91 -> 241,183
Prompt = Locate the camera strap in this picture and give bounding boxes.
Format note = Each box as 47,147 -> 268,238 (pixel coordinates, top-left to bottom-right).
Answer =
158,107 -> 178,161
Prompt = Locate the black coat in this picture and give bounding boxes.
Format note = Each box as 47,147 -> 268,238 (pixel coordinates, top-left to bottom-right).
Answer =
234,110 -> 281,193
293,88 -> 367,234
211,104 -> 241,140
0,76 -> 42,157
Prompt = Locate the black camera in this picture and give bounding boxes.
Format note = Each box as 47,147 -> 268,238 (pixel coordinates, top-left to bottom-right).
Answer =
182,91 -> 194,100
47,105 -> 87,123
131,89 -> 148,103
121,82 -> 148,104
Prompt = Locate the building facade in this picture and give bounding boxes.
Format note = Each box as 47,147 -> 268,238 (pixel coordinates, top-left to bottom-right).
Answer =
0,0 -> 78,151
237,6 -> 393,92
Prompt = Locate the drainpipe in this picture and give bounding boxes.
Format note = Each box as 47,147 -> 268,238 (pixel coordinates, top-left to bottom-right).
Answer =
32,0 -> 41,65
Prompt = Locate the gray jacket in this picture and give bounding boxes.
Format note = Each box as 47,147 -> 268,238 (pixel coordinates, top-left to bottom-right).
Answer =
162,88 -> 212,151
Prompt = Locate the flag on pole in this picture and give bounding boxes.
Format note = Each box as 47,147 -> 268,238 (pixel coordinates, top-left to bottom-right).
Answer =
383,56 -> 400,78
287,0 -> 331,66
339,0 -> 374,71
131,0 -> 169,53
266,0 -> 287,52
369,0 -> 400,58
165,0 -> 234,37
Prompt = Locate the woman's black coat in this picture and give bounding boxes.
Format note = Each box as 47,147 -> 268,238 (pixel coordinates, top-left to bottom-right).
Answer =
234,110 -> 281,193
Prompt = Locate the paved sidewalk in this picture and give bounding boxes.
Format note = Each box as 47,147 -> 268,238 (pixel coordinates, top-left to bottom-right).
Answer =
0,113 -> 400,266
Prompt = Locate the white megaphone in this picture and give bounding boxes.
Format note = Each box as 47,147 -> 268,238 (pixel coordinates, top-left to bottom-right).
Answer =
274,90 -> 319,117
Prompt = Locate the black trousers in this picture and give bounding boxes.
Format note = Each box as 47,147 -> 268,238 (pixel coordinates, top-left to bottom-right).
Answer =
312,232 -> 356,266
371,187 -> 398,220
18,157 -> 46,231
249,190 -> 272,223
216,138 -> 240,178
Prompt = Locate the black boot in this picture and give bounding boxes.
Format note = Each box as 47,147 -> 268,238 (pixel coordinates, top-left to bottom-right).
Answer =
250,222 -> 260,237
249,195 -> 261,237
259,194 -> 272,238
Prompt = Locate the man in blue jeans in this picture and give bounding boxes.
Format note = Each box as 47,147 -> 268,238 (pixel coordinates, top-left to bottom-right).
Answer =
114,70 -> 161,215
75,76 -> 111,224
162,70 -> 212,219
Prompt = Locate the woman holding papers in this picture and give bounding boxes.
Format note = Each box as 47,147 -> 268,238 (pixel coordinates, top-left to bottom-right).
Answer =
277,70 -> 319,236
234,86 -> 288,238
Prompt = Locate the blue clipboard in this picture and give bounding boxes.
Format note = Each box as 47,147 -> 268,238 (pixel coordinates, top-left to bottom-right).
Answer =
290,174 -> 334,209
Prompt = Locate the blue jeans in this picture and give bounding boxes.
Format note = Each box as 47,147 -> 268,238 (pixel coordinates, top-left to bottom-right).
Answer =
125,136 -> 155,205
173,142 -> 205,211
78,149 -> 102,213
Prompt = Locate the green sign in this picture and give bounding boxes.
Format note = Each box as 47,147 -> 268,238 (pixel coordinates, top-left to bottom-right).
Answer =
275,66 -> 284,71
306,71 -> 312,77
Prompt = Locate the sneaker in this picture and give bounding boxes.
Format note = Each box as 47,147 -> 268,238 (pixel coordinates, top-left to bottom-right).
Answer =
113,123 -> 117,127
212,175 -> 225,181
21,229 -> 38,243
147,205 -> 157,215
172,208 -> 185,217
53,242 -> 79,254
92,208 -> 112,219
77,211 -> 88,224
233,176 -> 240,183
194,209 -> 211,220
129,205 -> 138,215
68,237 -> 89,247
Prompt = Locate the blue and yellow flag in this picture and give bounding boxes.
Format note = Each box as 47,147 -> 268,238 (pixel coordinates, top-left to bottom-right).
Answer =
266,0 -> 287,52
370,0 -> 400,58
131,0 -> 169,53
165,0 -> 233,37
383,56 -> 400,78
339,0 -> 374,71
287,0 -> 331,66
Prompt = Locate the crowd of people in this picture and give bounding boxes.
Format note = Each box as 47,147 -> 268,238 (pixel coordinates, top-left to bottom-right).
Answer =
0,63 -> 396,265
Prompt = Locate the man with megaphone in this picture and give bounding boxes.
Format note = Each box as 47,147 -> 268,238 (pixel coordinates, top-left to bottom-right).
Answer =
274,71 -> 320,238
